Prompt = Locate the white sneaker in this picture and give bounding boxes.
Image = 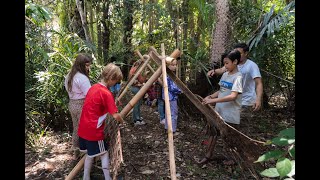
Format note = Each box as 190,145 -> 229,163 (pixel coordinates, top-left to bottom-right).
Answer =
134,120 -> 146,126
139,120 -> 146,125
160,119 -> 165,124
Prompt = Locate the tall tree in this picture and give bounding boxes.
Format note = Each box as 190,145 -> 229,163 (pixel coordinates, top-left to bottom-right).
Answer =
123,0 -> 135,80
148,0 -> 155,43
181,0 -> 189,82
101,0 -> 111,64
209,0 -> 231,67
75,0 -> 91,43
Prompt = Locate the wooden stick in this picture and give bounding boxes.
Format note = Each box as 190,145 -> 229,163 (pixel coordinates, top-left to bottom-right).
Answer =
149,46 -> 160,57
120,66 -> 162,117
65,154 -> 86,180
170,49 -> 180,59
160,44 -> 177,180
117,56 -> 150,102
161,43 -> 166,57
135,50 -> 155,73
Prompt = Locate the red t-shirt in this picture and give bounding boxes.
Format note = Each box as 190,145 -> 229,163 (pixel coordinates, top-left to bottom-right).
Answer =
78,83 -> 118,141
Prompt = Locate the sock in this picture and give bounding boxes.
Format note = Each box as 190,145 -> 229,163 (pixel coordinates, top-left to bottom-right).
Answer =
83,155 -> 94,180
100,152 -> 111,180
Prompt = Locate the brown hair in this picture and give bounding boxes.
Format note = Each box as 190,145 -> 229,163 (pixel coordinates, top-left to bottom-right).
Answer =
67,53 -> 93,92
101,63 -> 123,83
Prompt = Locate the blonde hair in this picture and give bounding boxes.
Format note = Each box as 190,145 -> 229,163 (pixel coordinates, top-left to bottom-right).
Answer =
101,63 -> 123,83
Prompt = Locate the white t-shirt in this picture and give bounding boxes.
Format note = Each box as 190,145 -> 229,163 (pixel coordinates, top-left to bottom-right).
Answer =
237,59 -> 261,106
64,72 -> 91,100
215,71 -> 243,124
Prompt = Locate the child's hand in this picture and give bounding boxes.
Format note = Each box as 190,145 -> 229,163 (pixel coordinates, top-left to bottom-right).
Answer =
202,97 -> 215,105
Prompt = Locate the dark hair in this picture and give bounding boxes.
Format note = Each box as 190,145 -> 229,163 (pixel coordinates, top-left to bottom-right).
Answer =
67,53 -> 93,92
223,49 -> 241,65
233,43 -> 249,52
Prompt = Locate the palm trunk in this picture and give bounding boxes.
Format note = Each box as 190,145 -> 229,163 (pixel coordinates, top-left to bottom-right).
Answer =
210,0 -> 231,67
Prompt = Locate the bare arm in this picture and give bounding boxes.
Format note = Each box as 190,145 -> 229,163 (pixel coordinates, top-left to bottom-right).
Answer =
207,66 -> 226,77
202,91 -> 239,105
253,77 -> 263,111
112,113 -> 124,124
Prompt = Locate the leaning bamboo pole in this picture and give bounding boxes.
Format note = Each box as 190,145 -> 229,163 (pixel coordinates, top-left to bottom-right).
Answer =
161,43 -> 177,180
135,50 -> 155,73
120,66 -> 162,116
117,55 -> 150,102
65,66 -> 163,180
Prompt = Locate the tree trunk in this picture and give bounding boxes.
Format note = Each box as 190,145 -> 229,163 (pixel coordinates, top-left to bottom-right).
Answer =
88,1 -> 95,44
96,3 -> 103,63
180,0 -> 188,82
148,0 -> 154,43
102,0 -> 111,64
123,0 -> 134,80
210,0 -> 231,67
75,0 -> 91,43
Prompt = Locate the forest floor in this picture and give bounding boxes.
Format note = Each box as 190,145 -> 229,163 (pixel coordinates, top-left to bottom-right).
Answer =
25,94 -> 294,180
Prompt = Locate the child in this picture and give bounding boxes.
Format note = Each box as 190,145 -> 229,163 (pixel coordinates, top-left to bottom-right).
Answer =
77,63 -> 124,180
64,53 -> 93,158
199,49 -> 243,164
154,79 -> 165,123
145,83 -> 157,106
128,60 -> 148,125
162,57 -> 182,135
109,82 -> 121,97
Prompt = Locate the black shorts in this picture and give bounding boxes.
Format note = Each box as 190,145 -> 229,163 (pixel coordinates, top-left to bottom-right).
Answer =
79,137 -> 109,157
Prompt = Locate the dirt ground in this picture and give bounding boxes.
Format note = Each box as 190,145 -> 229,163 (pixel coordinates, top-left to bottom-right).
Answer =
25,94 -> 294,180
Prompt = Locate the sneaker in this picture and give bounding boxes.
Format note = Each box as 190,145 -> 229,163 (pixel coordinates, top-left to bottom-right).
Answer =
134,120 -> 146,126
160,119 -> 165,124
139,120 -> 146,125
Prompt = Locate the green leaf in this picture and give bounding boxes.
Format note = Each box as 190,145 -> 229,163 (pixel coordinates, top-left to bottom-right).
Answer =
255,150 -> 285,163
272,137 -> 295,146
289,145 -> 295,159
276,157 -> 292,178
279,128 -> 295,138
260,168 -> 279,178
264,139 -> 273,145
287,160 -> 295,178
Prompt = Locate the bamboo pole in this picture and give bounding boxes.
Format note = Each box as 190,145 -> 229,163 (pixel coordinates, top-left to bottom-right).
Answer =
120,66 -> 162,116
117,56 -> 150,102
117,59 -> 145,98
65,67 -> 163,180
160,43 -> 177,180
135,50 -> 155,73
65,155 -> 86,180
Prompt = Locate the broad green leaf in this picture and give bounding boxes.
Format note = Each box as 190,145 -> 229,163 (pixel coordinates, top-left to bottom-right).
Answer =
287,160 -> 295,177
272,137 -> 295,146
260,168 -> 279,178
255,150 -> 285,163
279,128 -> 295,138
276,157 -> 292,178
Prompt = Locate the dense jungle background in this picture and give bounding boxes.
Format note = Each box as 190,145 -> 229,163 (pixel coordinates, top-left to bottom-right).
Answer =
25,0 -> 295,179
